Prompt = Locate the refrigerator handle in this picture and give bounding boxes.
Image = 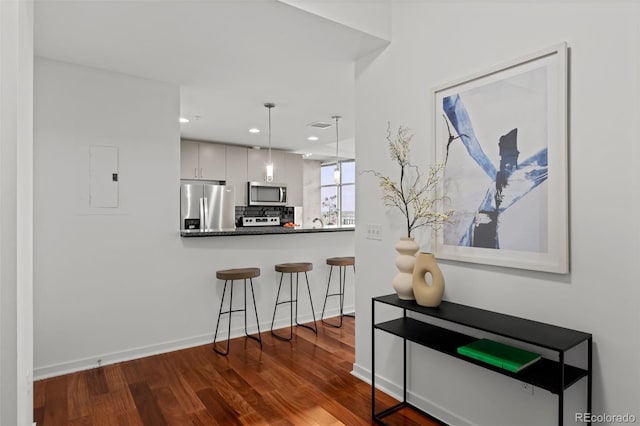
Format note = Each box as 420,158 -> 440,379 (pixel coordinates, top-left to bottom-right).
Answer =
199,197 -> 206,231
204,197 -> 209,230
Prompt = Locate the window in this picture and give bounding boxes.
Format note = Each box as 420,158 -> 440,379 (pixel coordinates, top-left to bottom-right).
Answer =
321,160 -> 355,227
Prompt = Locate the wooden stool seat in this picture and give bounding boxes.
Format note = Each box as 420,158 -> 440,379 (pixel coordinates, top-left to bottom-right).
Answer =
275,262 -> 313,273
326,257 -> 355,267
216,267 -> 260,281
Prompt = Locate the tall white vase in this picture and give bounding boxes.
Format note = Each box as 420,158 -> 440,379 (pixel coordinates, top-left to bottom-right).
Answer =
392,237 -> 419,300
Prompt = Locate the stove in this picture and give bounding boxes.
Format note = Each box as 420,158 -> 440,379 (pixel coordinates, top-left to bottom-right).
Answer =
241,216 -> 281,227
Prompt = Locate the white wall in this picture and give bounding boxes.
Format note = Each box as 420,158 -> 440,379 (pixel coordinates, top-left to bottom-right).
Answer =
303,159 -> 322,227
354,2 -> 640,425
33,58 -> 355,378
1,1 -> 34,425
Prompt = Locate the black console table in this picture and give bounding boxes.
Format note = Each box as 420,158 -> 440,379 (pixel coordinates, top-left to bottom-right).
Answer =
371,294 -> 592,426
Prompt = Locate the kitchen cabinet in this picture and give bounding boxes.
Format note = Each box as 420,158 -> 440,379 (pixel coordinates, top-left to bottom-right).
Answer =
246,149 -> 264,182
247,149 -> 285,183
247,150 -> 302,205
180,141 -> 199,179
246,150 -> 302,205
225,145 -> 248,206
181,140 -> 306,207
283,153 -> 303,206
180,140 -> 226,181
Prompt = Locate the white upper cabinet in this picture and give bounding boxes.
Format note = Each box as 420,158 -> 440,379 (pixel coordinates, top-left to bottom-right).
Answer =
182,140 -> 304,206
180,140 -> 200,179
198,143 -> 226,181
283,153 -> 303,206
225,145 -> 248,206
247,149 -> 285,183
180,140 -> 226,181
247,150 -> 300,205
246,149 -> 265,182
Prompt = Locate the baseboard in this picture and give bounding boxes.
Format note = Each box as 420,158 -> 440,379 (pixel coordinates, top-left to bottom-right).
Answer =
34,306 -> 351,380
351,362 -> 474,426
34,332 -> 215,380
351,362 -> 403,401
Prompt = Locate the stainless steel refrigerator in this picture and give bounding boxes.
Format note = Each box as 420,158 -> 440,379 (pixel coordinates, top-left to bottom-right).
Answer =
180,183 -> 236,232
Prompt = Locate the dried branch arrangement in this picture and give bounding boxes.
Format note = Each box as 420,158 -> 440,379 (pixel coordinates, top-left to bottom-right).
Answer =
366,124 -> 454,238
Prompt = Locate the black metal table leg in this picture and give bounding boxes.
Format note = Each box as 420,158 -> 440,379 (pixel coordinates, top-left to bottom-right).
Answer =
559,351 -> 564,426
587,337 -> 592,426
371,298 -> 376,420
403,307 -> 407,404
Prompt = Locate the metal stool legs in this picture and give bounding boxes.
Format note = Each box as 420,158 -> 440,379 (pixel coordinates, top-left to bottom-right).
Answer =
271,271 -> 318,341
321,264 -> 355,328
213,278 -> 262,355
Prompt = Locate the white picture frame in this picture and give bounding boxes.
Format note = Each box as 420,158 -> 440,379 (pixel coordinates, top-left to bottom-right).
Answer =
433,43 -> 569,273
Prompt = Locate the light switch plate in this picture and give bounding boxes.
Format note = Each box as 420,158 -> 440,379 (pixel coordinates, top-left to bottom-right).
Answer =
366,224 -> 382,240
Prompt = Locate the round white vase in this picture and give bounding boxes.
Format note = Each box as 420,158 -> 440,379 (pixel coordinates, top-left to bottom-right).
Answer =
412,252 -> 445,307
392,237 -> 419,300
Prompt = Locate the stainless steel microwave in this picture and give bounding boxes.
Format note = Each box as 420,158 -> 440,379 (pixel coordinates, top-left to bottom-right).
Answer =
247,182 -> 287,206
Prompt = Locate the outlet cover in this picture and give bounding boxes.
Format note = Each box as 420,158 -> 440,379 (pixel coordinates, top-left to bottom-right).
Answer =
520,382 -> 534,395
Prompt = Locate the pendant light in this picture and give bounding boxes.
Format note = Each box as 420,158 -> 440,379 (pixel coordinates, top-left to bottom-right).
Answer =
332,115 -> 341,184
264,102 -> 275,182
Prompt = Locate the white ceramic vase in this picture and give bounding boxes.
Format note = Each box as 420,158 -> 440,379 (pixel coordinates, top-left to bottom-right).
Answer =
392,237 -> 419,300
412,252 -> 445,307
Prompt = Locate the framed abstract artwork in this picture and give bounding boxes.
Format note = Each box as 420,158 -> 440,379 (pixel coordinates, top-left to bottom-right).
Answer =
433,43 -> 569,273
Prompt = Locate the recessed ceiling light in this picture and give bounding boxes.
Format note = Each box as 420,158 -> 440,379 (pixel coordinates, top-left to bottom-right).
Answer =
303,153 -> 312,158
179,117 -> 190,123
249,128 -> 260,134
307,136 -> 319,141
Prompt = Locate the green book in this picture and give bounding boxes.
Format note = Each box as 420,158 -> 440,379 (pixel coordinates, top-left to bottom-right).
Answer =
457,339 -> 541,373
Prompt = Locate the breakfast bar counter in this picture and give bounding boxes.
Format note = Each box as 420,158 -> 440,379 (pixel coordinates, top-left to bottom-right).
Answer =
180,226 -> 354,237
177,224 -> 355,351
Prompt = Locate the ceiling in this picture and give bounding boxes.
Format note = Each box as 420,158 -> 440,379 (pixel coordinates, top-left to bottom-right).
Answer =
34,0 -> 388,161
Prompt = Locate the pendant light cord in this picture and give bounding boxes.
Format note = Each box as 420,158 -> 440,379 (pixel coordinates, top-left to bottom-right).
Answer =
268,104 -> 272,164
335,117 -> 338,162
333,115 -> 341,167
263,103 -> 275,163
263,103 -> 275,182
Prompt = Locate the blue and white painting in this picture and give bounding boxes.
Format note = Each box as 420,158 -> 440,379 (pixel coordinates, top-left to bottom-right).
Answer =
440,66 -> 549,254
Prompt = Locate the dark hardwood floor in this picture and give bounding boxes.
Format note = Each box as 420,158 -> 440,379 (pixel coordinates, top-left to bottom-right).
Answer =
34,317 -> 438,425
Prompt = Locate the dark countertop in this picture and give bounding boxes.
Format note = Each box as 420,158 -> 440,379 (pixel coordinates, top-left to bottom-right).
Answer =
180,226 -> 355,237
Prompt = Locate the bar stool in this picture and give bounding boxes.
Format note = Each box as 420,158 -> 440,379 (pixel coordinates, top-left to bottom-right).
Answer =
270,262 -> 318,341
320,256 -> 355,328
213,267 -> 262,356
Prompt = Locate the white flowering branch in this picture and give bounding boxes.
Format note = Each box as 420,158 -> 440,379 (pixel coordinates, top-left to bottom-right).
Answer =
365,124 -> 454,238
